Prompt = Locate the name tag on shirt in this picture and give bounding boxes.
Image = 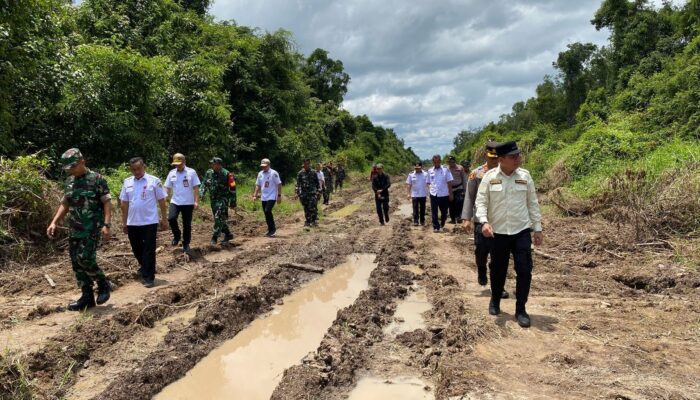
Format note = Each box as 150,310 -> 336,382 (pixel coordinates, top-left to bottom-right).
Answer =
489,179 -> 502,184
515,179 -> 528,184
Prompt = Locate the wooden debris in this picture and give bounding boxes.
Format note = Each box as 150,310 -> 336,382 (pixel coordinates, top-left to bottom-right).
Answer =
279,262 -> 324,274
44,274 -> 56,288
532,248 -> 561,261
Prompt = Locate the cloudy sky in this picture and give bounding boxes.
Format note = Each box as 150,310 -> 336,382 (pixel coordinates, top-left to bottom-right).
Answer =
206,0 -> 653,158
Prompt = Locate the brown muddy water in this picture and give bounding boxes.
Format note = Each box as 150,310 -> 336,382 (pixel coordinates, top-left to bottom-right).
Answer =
155,254 -> 377,400
384,284 -> 431,336
394,203 -> 414,218
348,376 -> 435,400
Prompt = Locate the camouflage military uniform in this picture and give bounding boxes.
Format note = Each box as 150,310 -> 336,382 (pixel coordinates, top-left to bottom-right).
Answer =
322,166 -> 333,204
296,168 -> 320,225
200,167 -> 237,239
63,169 -> 111,288
335,166 -> 346,190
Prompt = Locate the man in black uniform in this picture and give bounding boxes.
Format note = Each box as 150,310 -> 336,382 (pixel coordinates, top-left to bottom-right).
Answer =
371,163 -> 391,225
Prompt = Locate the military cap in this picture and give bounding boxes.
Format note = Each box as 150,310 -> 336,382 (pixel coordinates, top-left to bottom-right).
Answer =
485,140 -> 500,158
376,163 -> 384,169
210,157 -> 223,164
448,156 -> 457,162
495,141 -> 521,157
60,148 -> 83,170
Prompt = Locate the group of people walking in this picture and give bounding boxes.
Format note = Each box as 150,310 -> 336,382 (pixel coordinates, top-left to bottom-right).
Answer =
47,142 -> 541,328
47,148 -> 346,312
377,140 -> 543,328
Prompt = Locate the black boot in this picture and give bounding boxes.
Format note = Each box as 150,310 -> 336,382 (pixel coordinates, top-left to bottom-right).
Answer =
477,273 -> 487,286
211,235 -> 218,245
222,233 -> 234,243
68,285 -> 96,311
501,290 -> 509,299
516,310 -> 531,328
96,279 -> 111,305
488,299 -> 500,316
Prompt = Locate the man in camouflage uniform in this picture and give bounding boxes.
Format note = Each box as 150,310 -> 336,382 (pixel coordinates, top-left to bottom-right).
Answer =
335,164 -> 346,191
47,149 -> 113,311
200,157 -> 237,245
321,162 -> 334,205
462,141 -> 508,299
296,159 -> 321,227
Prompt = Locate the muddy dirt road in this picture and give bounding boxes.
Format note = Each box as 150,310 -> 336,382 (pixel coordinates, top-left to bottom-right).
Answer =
1,177 -> 698,400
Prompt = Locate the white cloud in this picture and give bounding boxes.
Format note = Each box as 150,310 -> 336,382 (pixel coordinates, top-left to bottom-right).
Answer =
210,0 -> 612,158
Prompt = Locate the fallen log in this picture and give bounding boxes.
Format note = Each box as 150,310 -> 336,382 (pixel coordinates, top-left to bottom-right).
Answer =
279,262 -> 324,274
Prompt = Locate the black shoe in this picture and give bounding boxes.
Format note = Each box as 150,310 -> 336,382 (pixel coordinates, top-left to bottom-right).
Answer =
222,233 -> 234,243
501,290 -> 509,299
516,311 -> 531,328
266,230 -> 276,237
211,235 -> 218,246
413,222 -> 419,226
450,219 -> 456,225
171,239 -> 180,246
68,285 -> 96,311
143,279 -> 155,288
385,216 -> 389,222
310,222 -> 318,227
477,275 -> 487,286
183,244 -> 190,254
433,228 -> 440,233
489,299 -> 500,316
380,222 -> 385,226
95,279 -> 111,305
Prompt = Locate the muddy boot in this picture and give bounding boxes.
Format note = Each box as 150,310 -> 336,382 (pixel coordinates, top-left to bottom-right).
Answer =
210,235 -> 218,246
96,279 -> 111,305
222,233 -> 234,243
68,285 -> 96,311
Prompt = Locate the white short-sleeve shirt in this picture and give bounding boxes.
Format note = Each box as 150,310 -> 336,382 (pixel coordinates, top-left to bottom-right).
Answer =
256,169 -> 282,201
406,171 -> 428,198
119,173 -> 167,226
164,167 -> 201,205
426,166 -> 454,197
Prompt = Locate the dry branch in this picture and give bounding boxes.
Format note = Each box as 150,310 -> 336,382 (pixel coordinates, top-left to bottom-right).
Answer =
279,262 -> 324,274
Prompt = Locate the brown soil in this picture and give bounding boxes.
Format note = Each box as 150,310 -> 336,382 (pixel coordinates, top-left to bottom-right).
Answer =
2,178 -> 699,400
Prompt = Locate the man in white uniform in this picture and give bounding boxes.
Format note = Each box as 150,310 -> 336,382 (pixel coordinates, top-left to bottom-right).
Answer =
120,157 -> 168,287
426,155 -> 454,232
405,161 -> 428,226
475,141 -> 543,328
164,153 -> 200,254
252,158 -> 282,237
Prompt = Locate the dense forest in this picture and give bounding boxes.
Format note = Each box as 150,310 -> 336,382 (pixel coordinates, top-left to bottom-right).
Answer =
451,0 -> 700,237
0,0 -> 418,177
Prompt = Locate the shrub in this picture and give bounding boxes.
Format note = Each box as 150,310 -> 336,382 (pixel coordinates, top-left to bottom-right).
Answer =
0,155 -> 60,267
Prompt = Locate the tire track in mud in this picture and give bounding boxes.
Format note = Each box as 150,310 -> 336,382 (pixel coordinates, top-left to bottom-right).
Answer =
0,180 -> 370,399
270,222 -> 417,399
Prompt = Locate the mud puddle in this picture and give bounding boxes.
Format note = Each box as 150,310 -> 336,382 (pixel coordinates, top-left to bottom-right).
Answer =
329,203 -> 361,218
395,203 -> 414,218
384,285 -> 431,336
155,253 -> 377,400
348,376 -> 434,400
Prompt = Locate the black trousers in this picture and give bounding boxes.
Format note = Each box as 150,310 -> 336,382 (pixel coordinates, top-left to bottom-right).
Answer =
335,179 -> 343,190
168,204 -> 194,246
322,188 -> 330,204
412,197 -> 426,224
474,223 -> 491,279
261,200 -> 276,233
449,188 -> 465,222
430,195 -> 450,230
375,196 -> 390,224
127,223 -> 158,281
490,229 -> 533,313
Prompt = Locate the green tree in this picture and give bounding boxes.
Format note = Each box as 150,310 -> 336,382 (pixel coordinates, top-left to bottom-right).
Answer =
554,42 -> 598,124
303,48 -> 350,104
